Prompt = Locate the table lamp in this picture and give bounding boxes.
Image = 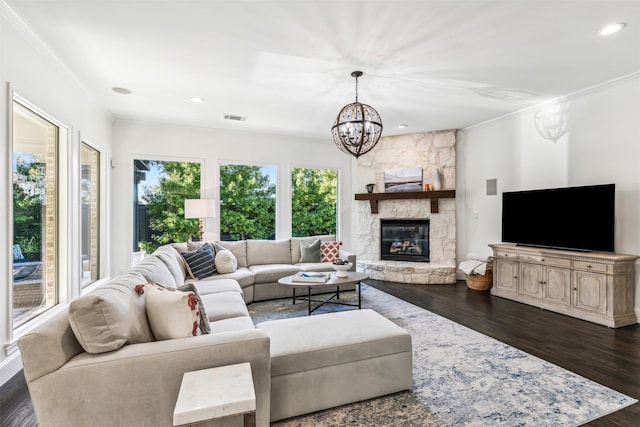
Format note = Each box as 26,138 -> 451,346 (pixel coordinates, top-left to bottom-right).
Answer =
184,199 -> 215,241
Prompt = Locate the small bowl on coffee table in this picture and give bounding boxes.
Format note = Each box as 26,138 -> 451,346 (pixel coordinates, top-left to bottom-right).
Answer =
331,262 -> 353,278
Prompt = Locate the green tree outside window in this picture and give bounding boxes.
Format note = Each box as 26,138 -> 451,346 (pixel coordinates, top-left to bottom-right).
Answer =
219,164 -> 276,240
137,161 -> 201,253
291,168 -> 337,237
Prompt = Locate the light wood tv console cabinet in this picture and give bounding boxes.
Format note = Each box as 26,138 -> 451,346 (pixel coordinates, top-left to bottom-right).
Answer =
489,243 -> 638,328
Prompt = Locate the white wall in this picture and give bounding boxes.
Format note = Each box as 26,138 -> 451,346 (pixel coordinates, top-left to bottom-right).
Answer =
456,72 -> 640,317
111,120 -> 353,276
0,4 -> 114,385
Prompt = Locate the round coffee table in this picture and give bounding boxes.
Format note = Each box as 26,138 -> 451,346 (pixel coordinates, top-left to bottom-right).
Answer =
278,271 -> 369,315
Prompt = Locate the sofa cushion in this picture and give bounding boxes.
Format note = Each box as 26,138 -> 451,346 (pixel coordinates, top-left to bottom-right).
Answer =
248,264 -> 302,283
291,235 -> 336,263
133,255 -> 178,289
194,278 -> 243,296
201,291 -> 250,321
187,267 -> 255,288
136,283 -> 209,340
216,240 -> 248,268
258,309 -> 412,377
154,245 -> 186,284
181,243 -> 217,280
296,262 -> 334,272
68,282 -> 154,354
215,249 -> 238,273
300,239 -> 321,263
246,239 -> 292,265
209,316 -> 256,334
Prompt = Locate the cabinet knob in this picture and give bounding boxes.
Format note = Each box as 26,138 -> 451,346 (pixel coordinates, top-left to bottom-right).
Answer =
541,258 -> 545,262
587,265 -> 592,268
573,287 -> 577,291
513,276 -> 517,279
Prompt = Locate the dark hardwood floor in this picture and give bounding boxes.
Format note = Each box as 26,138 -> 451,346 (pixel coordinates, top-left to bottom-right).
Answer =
1,280 -> 638,426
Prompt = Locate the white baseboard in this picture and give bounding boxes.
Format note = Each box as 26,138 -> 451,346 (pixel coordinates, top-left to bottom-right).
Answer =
635,307 -> 640,324
0,351 -> 23,387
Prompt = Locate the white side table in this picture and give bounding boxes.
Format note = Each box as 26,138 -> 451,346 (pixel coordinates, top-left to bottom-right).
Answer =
173,362 -> 256,427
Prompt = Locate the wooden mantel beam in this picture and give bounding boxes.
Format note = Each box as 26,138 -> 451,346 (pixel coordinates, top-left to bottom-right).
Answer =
354,190 -> 456,214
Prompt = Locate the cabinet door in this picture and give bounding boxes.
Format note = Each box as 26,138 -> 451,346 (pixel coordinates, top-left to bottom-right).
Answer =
519,263 -> 543,299
495,259 -> 518,293
573,271 -> 607,314
543,266 -> 571,307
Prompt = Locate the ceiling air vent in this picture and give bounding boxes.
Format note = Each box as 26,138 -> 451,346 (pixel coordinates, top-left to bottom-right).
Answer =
224,114 -> 247,121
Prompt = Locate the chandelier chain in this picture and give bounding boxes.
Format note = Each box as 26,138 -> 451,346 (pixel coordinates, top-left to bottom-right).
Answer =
354,75 -> 359,103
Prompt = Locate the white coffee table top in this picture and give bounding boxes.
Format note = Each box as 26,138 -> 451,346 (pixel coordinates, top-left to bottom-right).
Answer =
278,271 -> 368,288
173,362 -> 256,426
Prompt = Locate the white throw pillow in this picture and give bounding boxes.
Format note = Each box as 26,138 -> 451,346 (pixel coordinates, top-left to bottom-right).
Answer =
138,283 -> 204,340
214,249 -> 238,274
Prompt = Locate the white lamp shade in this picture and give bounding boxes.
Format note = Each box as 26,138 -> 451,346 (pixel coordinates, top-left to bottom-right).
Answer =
184,199 -> 215,219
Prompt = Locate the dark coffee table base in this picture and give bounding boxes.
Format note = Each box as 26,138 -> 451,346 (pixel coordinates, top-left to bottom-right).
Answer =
293,283 -> 362,315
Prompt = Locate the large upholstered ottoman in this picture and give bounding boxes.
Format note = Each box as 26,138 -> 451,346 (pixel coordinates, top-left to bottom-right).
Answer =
258,309 -> 413,421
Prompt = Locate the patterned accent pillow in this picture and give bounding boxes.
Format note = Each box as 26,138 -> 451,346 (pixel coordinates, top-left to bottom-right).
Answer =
300,239 -> 321,263
181,242 -> 217,279
320,241 -> 342,263
135,283 -> 209,340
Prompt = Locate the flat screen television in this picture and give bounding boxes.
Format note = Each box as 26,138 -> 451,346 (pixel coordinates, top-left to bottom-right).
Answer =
501,184 -> 615,252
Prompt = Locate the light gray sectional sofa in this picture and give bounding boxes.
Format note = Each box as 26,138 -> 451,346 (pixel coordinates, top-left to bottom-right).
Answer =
18,236 -> 412,427
175,235 -> 356,302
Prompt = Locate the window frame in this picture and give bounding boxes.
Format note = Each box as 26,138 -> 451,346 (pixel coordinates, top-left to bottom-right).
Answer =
129,155 -> 205,264
8,88 -> 70,337
80,141 -> 101,287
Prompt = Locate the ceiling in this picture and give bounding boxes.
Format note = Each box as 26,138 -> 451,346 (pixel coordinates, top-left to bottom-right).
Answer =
6,0 -> 640,140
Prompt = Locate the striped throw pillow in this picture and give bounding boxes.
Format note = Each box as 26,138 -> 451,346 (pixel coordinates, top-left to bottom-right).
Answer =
181,242 -> 217,280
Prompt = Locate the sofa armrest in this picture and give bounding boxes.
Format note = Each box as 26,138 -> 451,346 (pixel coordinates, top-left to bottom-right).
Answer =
339,249 -> 357,271
27,329 -> 271,427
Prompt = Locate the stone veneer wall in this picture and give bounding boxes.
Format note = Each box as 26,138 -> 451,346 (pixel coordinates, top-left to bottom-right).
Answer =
356,130 -> 457,284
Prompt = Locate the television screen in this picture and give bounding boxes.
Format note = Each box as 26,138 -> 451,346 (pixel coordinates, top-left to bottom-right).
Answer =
502,184 -> 615,252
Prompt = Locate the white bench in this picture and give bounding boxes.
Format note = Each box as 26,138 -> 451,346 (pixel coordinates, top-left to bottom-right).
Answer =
258,309 -> 413,422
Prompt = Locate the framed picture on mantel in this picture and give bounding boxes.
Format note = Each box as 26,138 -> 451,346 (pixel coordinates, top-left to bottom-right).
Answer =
384,167 -> 422,193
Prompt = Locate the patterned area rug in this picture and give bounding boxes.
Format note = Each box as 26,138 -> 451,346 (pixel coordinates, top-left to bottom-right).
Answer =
248,285 -> 637,427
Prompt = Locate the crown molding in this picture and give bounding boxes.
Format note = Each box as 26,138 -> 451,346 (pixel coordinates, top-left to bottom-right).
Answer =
0,0 -> 87,90
463,70 -> 640,131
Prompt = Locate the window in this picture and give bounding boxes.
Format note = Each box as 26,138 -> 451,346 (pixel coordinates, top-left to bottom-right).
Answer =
133,159 -> 201,258
291,168 -> 337,237
12,99 -> 66,328
81,143 -> 100,286
219,164 -> 276,241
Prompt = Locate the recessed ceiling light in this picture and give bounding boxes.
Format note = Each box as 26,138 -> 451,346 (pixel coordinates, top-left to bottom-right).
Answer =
190,96 -> 204,103
600,23 -> 626,36
112,87 -> 131,95
397,124 -> 408,129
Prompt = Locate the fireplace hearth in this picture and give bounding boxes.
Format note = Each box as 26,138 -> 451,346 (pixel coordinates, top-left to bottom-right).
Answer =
380,219 -> 429,262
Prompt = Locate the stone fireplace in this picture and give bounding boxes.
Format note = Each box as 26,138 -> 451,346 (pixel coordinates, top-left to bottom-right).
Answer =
356,130 -> 456,284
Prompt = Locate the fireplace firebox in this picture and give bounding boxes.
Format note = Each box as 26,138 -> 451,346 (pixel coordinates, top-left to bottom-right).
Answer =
380,219 -> 430,262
